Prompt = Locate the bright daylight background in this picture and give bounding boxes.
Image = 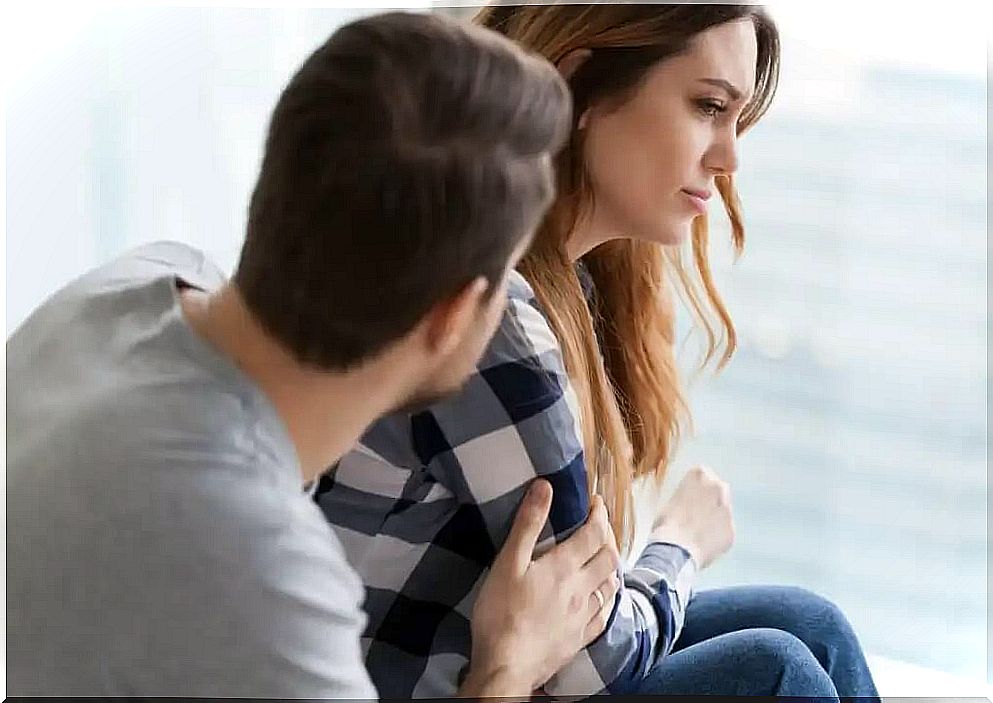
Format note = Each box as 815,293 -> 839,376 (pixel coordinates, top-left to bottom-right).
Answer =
4,0 -> 989,698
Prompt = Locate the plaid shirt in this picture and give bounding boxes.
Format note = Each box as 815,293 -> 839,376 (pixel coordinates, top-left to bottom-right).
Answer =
315,270 -> 697,698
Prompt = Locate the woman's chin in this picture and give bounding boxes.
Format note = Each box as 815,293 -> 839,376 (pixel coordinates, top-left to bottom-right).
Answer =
615,214 -> 693,248
645,219 -> 692,247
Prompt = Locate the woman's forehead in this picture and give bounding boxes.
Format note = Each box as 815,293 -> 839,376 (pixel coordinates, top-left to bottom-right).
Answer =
657,22 -> 758,99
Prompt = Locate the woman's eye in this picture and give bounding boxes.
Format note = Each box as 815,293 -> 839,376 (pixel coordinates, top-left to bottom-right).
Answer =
696,99 -> 727,118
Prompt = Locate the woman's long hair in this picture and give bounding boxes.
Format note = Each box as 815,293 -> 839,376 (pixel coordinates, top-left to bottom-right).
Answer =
475,4 -> 780,552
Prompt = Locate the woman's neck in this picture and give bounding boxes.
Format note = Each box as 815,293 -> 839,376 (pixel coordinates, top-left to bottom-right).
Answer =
564,211 -> 617,261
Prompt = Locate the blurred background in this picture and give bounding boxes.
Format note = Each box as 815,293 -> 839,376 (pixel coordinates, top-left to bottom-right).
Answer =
4,1 -> 988,696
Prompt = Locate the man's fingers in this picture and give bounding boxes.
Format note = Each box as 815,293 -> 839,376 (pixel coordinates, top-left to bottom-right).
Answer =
557,496 -> 610,567
603,571 -> 620,604
582,573 -> 619,645
498,479 -> 552,574
579,544 -> 619,594
585,572 -> 619,623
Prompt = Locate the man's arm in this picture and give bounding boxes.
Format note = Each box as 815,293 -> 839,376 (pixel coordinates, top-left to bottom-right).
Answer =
455,481 -> 621,698
418,281 -> 697,695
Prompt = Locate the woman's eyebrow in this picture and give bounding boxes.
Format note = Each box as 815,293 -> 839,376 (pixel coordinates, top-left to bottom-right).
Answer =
697,77 -> 744,101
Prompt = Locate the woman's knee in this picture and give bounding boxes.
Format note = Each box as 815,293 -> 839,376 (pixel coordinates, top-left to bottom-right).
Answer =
778,587 -> 864,653
737,627 -> 839,697
745,626 -> 818,662
781,586 -> 852,625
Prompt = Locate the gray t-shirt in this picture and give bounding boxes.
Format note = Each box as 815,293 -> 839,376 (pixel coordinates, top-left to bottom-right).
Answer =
7,241 -> 378,699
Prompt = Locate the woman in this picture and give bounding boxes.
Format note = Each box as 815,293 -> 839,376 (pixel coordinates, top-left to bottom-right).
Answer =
317,4 -> 879,699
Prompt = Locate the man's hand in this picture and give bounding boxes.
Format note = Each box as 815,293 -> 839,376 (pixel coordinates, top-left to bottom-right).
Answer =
458,480 -> 621,698
650,465 -> 735,570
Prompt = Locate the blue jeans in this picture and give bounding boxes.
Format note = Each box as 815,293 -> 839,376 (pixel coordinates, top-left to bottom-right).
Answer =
632,585 -> 880,700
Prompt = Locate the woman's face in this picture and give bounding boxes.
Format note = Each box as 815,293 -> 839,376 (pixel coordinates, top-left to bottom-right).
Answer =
577,19 -> 758,251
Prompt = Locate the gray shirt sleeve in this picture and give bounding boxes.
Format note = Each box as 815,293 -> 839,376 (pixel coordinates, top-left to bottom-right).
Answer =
111,473 -> 380,699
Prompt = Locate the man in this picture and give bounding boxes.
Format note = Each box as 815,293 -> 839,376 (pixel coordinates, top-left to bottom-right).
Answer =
7,12 -> 620,697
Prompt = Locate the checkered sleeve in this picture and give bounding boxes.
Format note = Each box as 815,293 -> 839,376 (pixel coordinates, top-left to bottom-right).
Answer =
317,272 -> 696,698
408,273 -> 591,556
413,272 -> 698,696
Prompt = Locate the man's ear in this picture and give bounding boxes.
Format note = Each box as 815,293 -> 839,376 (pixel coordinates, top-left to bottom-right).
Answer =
557,48 -> 593,129
423,276 -> 489,357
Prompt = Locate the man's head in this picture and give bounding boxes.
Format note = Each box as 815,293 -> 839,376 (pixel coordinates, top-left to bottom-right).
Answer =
234,11 -> 570,403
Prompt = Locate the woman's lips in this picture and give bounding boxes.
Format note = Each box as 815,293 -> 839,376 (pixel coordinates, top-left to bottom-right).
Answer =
681,189 -> 710,214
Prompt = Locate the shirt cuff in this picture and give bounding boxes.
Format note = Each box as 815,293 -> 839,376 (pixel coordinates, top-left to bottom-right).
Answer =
632,541 -> 698,613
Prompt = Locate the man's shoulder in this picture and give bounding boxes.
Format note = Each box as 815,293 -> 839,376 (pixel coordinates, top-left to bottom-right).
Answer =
9,240 -> 223,349
94,240 -> 226,291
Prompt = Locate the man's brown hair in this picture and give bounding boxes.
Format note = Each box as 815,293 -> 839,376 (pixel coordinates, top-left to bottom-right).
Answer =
235,11 -> 571,370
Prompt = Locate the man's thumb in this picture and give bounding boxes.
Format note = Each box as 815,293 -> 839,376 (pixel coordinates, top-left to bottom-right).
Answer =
500,479 -> 552,574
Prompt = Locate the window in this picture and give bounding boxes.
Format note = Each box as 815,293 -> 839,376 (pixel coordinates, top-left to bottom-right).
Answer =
659,5 -> 988,693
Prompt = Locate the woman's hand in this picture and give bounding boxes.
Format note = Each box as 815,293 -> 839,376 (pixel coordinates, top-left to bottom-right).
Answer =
649,465 -> 735,570
459,480 -> 621,698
